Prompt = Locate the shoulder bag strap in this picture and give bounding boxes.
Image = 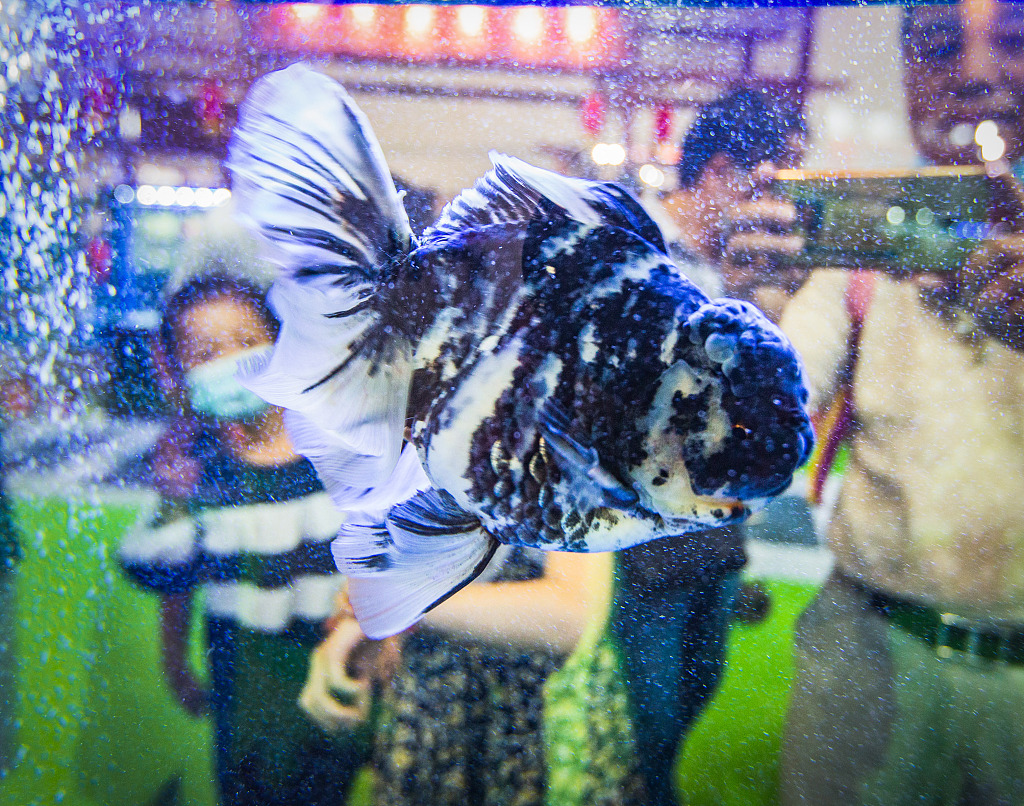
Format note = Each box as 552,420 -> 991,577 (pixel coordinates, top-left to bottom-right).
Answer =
807,271 -> 877,505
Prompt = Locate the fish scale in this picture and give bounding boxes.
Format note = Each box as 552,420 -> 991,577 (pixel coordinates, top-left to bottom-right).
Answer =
228,64 -> 814,638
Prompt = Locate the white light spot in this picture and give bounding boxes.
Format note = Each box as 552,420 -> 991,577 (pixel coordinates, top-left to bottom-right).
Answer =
566,7 -> 596,44
513,7 -> 544,43
350,5 -> 375,28
975,120 -> 999,146
981,135 -> 1005,162
886,206 -> 906,225
639,164 -> 665,187
592,143 -> 625,166
405,5 -> 434,39
194,187 -> 214,207
456,6 -> 485,37
156,185 -> 176,206
292,4 -> 323,24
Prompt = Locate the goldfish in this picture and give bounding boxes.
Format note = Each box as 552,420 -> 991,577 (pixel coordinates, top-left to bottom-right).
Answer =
228,64 -> 813,638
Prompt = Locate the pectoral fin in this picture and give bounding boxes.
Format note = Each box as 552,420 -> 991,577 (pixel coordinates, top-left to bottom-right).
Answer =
538,398 -> 639,510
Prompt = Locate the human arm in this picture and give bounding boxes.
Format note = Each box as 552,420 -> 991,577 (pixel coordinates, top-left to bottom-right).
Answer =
917,236 -> 1024,353
299,550 -> 613,728
159,591 -> 208,716
299,618 -> 373,732
121,470 -> 207,716
299,589 -> 403,733
965,248 -> 1024,352
417,549 -> 614,654
720,168 -> 809,322
914,173 -> 1024,353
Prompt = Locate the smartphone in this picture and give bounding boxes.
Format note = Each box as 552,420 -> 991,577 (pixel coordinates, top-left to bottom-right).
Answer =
772,166 -> 1001,274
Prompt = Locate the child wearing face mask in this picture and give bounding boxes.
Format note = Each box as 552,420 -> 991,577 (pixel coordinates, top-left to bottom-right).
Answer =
119,273 -> 368,806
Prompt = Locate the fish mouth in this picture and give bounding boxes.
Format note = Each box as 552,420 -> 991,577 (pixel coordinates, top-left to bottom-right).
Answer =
692,494 -> 747,522
654,493 -> 749,527
632,474 -> 750,526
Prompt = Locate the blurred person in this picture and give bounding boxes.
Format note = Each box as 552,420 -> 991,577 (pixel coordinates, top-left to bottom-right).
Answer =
656,87 -> 808,322
119,273 -> 368,806
615,88 -> 805,806
779,3 -> 1024,803
303,539 -> 614,806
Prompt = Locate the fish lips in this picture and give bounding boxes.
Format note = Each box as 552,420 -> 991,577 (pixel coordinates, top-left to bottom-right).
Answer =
631,478 -> 752,530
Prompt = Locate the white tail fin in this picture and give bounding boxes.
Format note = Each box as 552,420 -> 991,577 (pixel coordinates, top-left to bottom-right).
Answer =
229,63 -> 416,490
229,63 -> 412,277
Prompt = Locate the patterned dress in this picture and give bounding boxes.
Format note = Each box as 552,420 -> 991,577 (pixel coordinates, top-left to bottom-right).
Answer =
374,548 -> 563,806
120,451 -> 365,806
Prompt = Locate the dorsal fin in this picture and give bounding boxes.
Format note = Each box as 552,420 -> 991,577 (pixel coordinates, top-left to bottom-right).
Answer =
425,154 -> 604,242
425,153 -> 667,254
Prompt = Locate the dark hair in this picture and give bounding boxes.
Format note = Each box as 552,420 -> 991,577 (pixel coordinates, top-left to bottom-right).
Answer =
159,273 -> 279,377
776,102 -> 808,138
677,88 -> 792,188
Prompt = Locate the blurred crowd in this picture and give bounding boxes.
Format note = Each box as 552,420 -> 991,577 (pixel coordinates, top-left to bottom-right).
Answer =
4,1 -> 1024,805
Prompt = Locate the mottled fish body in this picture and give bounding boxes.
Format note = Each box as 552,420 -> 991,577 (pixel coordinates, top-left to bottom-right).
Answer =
228,64 -> 813,637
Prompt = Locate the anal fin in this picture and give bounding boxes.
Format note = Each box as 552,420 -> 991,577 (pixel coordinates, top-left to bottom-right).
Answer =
333,489 -> 499,639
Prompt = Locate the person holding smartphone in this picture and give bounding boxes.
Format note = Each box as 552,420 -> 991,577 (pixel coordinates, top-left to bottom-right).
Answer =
779,4 -> 1024,802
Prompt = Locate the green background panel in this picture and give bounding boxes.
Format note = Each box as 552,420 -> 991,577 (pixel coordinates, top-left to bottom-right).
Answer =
678,580 -> 820,806
2,496 -> 215,806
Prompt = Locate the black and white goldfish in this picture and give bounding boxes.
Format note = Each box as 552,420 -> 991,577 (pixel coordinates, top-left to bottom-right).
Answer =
228,64 -> 813,638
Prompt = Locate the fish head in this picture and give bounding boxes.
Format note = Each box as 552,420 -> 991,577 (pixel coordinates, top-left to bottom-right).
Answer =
631,299 -> 814,529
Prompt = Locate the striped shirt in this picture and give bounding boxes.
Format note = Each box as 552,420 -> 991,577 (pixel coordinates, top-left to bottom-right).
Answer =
120,453 -> 346,633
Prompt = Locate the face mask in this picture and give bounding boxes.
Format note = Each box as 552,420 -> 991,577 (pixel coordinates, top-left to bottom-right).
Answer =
184,348 -> 270,421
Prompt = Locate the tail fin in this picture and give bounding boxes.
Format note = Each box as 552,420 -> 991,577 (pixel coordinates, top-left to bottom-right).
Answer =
229,63 -> 412,277
228,64 -> 415,490
333,489 -> 500,639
